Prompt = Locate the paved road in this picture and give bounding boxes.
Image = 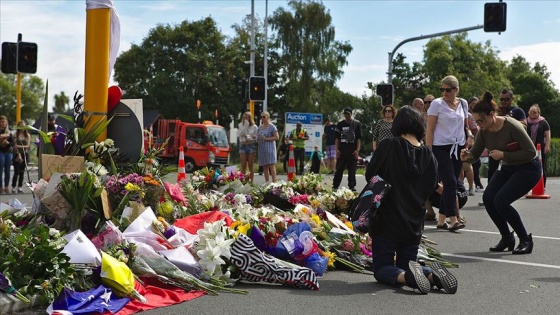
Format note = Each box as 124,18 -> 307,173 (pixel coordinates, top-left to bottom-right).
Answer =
5,172 -> 560,314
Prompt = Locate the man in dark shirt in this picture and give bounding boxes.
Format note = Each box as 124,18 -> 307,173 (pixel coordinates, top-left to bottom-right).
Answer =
499,88 -> 526,126
323,117 -> 337,174
333,107 -> 362,191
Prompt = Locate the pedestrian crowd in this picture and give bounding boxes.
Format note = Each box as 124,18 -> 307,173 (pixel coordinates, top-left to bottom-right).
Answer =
236,75 -> 551,295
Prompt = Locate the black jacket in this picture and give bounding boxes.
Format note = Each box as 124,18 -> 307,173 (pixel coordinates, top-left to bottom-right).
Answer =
365,137 -> 438,244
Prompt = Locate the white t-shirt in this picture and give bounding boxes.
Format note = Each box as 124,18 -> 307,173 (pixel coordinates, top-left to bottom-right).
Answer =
427,97 -> 468,146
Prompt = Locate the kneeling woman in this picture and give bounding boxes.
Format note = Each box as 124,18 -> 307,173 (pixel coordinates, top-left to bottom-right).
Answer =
460,91 -> 540,254
366,106 -> 458,294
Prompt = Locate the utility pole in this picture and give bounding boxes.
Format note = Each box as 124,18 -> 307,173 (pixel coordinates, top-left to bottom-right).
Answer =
16,33 -> 22,123
250,0 -> 256,119
263,0 -> 269,113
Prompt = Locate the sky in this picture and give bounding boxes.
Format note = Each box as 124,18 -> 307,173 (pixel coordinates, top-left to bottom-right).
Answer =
1,0 -> 559,110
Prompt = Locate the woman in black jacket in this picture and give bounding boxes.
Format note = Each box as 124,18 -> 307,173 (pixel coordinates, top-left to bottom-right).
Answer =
366,106 -> 458,295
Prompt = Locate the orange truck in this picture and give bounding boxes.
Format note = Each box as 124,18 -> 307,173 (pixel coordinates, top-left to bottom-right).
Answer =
149,119 -> 230,172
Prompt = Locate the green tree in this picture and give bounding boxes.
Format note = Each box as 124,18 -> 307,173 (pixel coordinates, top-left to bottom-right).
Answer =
114,17 -> 241,128
269,0 -> 352,112
53,91 -> 70,113
505,55 -> 560,137
421,33 -> 509,99
0,72 -> 44,123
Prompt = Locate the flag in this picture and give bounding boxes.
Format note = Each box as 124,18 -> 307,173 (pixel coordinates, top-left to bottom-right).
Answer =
49,285 -> 129,315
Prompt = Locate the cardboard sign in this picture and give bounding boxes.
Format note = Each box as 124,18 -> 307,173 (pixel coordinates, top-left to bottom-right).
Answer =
41,154 -> 84,179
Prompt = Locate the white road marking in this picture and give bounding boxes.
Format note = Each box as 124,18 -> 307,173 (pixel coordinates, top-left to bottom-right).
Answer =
442,253 -> 560,269
425,226 -> 560,240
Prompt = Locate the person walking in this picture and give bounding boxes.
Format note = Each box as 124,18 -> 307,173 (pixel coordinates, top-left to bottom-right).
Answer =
372,105 -> 396,151
289,122 -> 308,175
238,112 -> 258,182
0,115 -> 13,194
467,96 -> 485,192
461,91 -> 539,255
366,105 -> 458,295
426,75 -> 472,231
526,104 -> 551,188
257,111 -> 279,183
333,107 -> 362,191
11,120 -> 30,194
323,117 -> 337,174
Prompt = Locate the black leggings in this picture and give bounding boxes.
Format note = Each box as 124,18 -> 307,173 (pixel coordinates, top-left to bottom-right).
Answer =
12,162 -> 26,188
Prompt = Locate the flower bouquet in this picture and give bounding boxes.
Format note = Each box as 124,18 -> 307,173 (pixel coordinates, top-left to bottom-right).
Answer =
0,271 -> 30,303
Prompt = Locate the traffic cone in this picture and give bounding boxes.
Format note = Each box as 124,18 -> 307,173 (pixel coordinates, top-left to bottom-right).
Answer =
287,145 -> 296,181
526,143 -> 550,199
177,146 -> 187,182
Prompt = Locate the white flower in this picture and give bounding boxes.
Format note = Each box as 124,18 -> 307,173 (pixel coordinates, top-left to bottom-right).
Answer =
233,194 -> 246,204
197,244 -> 226,275
105,138 -> 115,147
48,228 -> 61,237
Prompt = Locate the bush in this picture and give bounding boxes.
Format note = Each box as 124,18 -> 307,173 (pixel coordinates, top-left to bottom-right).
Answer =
546,138 -> 560,177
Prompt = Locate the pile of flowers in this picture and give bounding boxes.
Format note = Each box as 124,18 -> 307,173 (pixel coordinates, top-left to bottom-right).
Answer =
1,127 -> 457,313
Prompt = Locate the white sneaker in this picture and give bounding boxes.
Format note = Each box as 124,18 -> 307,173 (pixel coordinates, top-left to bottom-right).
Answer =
17,187 -> 24,193
468,188 -> 475,196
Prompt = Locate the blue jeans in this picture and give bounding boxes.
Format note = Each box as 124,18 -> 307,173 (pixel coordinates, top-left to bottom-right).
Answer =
432,145 -> 463,217
483,158 -> 541,239
371,235 -> 431,286
0,151 -> 12,187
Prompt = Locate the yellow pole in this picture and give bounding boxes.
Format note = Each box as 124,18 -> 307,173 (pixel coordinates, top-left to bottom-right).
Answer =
84,7 -> 110,140
16,73 -> 21,123
250,100 -> 254,117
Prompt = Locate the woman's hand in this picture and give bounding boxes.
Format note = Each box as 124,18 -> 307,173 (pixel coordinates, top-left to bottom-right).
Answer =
489,149 -> 504,161
460,148 -> 470,161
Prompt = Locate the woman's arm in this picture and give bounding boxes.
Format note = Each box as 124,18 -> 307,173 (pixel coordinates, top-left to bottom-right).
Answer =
425,115 -> 437,147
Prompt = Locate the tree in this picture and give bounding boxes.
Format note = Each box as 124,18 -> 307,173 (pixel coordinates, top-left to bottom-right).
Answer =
53,91 -> 70,113
269,0 -> 352,112
0,72 -> 44,123
506,55 -> 560,137
421,33 -> 509,99
114,17 -> 241,128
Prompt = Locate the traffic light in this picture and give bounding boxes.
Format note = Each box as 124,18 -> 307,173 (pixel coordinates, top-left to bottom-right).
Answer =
1,42 -> 17,74
484,2 -> 507,33
237,78 -> 247,102
197,99 -> 201,109
17,42 -> 38,73
376,84 -> 393,106
249,76 -> 266,101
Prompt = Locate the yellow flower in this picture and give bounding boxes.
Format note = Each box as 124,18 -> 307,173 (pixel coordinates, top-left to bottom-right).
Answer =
125,183 -> 141,192
326,251 -> 336,267
344,221 -> 354,230
229,221 -> 241,230
311,214 -> 321,226
236,223 -> 252,236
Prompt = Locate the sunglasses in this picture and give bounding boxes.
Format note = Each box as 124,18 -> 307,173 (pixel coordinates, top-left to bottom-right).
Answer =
424,100 -> 432,105
384,109 -> 393,113
261,116 -> 267,118
439,87 -> 456,93
500,98 -> 511,102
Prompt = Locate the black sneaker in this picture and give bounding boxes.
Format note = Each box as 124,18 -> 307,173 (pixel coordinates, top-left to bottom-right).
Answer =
404,261 -> 430,294
430,262 -> 458,294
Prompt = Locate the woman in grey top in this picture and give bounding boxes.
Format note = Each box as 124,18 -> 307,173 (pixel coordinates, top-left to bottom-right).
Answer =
460,91 -> 540,255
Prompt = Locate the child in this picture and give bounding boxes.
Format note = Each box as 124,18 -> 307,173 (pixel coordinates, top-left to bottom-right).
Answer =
309,145 -> 323,174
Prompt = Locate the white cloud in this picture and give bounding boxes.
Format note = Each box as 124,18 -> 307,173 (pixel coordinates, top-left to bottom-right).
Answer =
500,42 -> 560,87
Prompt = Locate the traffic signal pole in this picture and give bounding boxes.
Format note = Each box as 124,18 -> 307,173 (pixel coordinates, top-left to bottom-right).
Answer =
387,25 -> 483,83
16,33 -> 22,123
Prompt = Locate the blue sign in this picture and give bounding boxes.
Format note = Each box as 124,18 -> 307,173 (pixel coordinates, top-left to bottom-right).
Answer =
285,112 -> 323,125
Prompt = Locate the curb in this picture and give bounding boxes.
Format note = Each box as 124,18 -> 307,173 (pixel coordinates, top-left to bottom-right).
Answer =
0,293 -> 44,314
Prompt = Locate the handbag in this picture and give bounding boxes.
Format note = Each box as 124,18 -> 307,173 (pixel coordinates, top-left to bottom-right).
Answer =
347,175 -> 392,233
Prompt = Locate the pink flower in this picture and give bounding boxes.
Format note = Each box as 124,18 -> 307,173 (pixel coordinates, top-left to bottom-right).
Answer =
164,182 -> 186,204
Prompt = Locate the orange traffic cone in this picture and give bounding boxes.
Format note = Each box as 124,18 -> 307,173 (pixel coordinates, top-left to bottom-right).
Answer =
287,145 -> 296,181
526,143 -> 550,199
177,146 -> 187,182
